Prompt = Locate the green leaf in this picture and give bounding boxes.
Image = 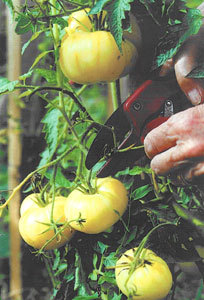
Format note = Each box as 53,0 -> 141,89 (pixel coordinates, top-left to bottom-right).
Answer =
173,203 -> 204,227
39,108 -> 61,166
155,8 -> 203,68
73,294 -> 99,300
34,68 -> 57,85
128,165 -> 152,175
22,31 -> 43,54
19,70 -> 33,81
0,77 -> 19,94
30,50 -> 53,69
106,0 -> 133,51
52,17 -> 68,29
15,14 -> 34,34
98,271 -> 116,285
89,0 -> 110,14
185,0 -> 204,8
45,167 -> 73,188
131,184 -> 153,200
103,252 -> 117,267
112,293 -> 122,300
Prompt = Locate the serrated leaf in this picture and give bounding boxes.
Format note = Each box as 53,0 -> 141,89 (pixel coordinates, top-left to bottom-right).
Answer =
41,108 -> 61,164
106,0 -> 133,51
0,77 -> 19,94
15,14 -> 34,34
35,68 -> 57,85
155,8 -> 203,68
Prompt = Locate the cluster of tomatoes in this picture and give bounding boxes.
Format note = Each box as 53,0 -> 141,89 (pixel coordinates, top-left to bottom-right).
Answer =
59,8 -> 141,84
19,176 -> 174,299
19,177 -> 128,250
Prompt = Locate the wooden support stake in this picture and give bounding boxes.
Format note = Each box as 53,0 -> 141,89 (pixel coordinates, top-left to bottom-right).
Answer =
6,3 -> 22,300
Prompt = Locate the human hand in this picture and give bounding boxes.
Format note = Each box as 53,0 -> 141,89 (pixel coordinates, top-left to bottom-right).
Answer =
143,3 -> 204,182
144,105 -> 204,182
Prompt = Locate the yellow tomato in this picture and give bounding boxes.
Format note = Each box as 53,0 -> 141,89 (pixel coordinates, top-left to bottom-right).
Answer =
64,177 -> 128,234
19,197 -> 74,250
59,30 -> 138,84
115,247 -> 173,300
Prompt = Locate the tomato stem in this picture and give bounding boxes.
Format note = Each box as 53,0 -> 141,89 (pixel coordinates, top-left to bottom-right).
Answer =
0,146 -> 77,211
109,81 -> 119,111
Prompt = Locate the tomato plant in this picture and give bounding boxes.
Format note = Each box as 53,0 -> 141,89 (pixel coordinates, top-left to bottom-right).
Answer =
65,177 -> 128,234
115,247 -> 173,300
1,0 -> 204,299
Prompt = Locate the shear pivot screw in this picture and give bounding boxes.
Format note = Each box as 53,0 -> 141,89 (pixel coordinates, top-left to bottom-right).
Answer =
133,102 -> 142,111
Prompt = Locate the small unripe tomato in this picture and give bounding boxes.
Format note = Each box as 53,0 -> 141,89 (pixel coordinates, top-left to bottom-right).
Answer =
59,30 -> 138,84
64,177 -> 128,234
115,247 -> 173,300
19,196 -> 74,250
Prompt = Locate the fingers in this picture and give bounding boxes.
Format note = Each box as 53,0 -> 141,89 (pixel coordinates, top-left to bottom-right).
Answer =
174,44 -> 204,105
144,105 -> 204,175
149,141 -> 204,175
174,27 -> 204,105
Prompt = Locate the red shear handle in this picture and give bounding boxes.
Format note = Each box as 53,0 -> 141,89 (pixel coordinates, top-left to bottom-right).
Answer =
141,116 -> 169,143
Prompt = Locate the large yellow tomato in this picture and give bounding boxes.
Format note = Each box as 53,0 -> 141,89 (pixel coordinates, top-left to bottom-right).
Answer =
59,30 -> 138,84
64,177 -> 128,234
115,247 -> 173,300
19,197 -> 74,250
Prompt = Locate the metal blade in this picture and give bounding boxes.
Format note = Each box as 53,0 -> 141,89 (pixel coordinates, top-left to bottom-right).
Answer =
85,105 -> 130,170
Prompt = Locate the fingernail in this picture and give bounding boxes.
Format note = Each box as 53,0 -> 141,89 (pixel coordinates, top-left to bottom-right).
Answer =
187,88 -> 202,105
144,140 -> 153,158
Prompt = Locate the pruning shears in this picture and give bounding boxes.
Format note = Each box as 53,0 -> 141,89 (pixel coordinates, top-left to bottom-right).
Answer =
85,78 -> 191,177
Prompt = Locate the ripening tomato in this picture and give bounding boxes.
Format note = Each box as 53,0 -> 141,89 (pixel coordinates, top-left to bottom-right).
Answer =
64,177 -> 128,234
59,30 -> 138,84
115,247 -> 173,300
19,197 -> 74,250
